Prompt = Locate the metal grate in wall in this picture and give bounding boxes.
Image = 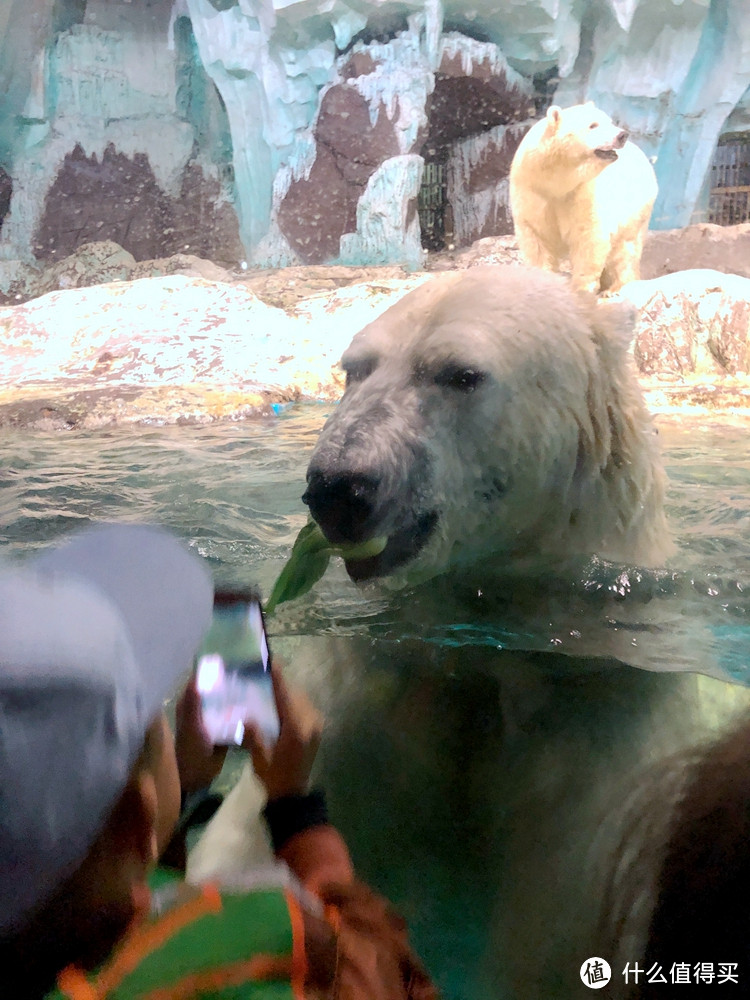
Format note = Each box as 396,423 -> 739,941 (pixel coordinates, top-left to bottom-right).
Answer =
707,136 -> 750,225
419,160 -> 449,251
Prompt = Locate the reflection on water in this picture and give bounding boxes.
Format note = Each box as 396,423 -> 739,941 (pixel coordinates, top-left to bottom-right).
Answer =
2,408 -> 750,999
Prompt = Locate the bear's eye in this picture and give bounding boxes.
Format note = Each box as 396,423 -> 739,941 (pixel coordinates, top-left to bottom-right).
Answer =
344,359 -> 377,386
434,365 -> 487,393
589,122 -> 599,130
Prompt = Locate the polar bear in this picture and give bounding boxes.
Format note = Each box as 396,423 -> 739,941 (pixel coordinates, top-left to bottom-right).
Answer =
192,267 -> 748,1000
509,102 -> 657,296
303,263 -> 670,581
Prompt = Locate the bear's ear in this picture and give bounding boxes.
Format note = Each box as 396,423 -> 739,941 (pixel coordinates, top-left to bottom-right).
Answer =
546,105 -> 561,129
583,100 -> 595,108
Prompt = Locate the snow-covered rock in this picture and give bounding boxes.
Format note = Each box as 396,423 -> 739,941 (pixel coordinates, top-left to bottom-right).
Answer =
0,271 -> 430,426
619,269 -> 750,378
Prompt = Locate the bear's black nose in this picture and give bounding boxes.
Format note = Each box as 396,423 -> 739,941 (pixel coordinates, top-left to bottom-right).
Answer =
302,470 -> 380,544
615,129 -> 628,148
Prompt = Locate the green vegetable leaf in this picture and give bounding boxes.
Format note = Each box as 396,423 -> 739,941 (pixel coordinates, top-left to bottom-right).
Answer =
265,520 -> 389,615
265,520 -> 332,615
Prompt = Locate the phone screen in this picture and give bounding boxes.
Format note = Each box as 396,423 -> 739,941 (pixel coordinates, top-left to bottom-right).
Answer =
195,591 -> 280,747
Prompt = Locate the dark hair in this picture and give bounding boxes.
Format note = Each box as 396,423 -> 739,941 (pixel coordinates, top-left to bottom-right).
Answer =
598,714 -> 750,997
639,715 -> 750,995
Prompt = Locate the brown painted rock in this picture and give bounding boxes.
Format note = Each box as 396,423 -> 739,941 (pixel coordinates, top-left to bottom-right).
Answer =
641,223 -> 750,281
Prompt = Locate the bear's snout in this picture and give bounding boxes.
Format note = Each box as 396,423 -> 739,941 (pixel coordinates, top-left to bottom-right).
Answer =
303,469 -> 380,545
594,128 -> 628,162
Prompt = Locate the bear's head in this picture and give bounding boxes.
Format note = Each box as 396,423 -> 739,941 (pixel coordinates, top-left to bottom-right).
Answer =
544,101 -> 628,166
302,266 -> 669,589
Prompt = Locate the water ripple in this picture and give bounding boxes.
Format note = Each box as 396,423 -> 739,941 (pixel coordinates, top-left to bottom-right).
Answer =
1,410 -> 749,678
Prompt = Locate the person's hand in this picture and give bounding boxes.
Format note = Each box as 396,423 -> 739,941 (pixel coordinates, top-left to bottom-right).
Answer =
174,676 -> 228,795
242,663 -> 324,800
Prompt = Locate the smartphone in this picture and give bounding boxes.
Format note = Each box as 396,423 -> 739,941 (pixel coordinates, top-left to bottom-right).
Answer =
195,589 -> 280,747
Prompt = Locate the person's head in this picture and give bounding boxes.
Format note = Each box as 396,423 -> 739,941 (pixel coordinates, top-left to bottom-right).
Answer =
0,524 -> 213,995
598,712 -> 750,998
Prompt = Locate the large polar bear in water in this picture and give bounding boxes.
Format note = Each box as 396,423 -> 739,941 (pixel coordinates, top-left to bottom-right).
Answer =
192,267 -> 746,1000
303,263 -> 669,580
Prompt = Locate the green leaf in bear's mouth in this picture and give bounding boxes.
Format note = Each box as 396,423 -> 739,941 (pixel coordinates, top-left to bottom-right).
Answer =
264,520 -> 387,614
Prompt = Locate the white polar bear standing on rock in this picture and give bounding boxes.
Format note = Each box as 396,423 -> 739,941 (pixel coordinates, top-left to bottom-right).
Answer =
510,102 -> 657,295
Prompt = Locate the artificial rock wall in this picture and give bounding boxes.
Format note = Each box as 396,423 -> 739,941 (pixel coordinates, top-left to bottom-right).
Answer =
1,0 -> 749,274
0,0 -> 243,269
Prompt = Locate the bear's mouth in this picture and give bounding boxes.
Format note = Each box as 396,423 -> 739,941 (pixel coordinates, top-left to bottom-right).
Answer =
594,147 -> 619,162
343,510 -> 438,582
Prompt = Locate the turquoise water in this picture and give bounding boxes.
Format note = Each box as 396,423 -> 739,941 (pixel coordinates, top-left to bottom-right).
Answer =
2,408 -> 750,999
4,410 -> 749,676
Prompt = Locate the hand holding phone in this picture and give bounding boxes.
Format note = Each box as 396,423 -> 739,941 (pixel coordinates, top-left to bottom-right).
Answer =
174,677 -> 229,794
195,590 -> 280,747
244,666 -> 324,800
